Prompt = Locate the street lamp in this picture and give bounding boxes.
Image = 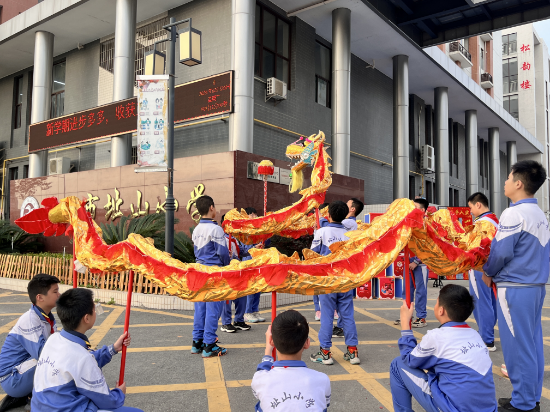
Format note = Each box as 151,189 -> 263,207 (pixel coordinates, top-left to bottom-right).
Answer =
143,17 -> 202,256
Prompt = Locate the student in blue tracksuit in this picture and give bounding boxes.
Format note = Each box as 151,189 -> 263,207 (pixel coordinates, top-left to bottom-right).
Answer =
312,203 -> 329,322
31,288 -> 141,412
191,195 -> 231,357
390,284 -> 497,412
467,192 -> 499,352
0,274 -> 60,412
220,214 -> 251,333
243,207 -> 269,324
395,198 -> 430,328
483,160 -> 549,412
309,201 -> 360,366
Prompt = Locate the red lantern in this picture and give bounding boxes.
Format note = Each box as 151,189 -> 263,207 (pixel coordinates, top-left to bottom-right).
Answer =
257,160 -> 274,176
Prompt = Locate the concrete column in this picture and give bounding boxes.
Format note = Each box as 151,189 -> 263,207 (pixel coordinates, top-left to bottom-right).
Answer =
111,0 -> 137,167
489,128 -> 501,215
434,87 -> 449,205
506,141 -> 517,174
229,0 -> 255,152
465,110 -> 478,197
29,31 -> 54,178
393,55 -> 409,199
331,8 -> 351,176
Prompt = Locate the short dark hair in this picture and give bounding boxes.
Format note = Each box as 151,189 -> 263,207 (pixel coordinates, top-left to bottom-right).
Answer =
511,160 -> 547,195
438,284 -> 474,322
221,214 -> 226,223
467,192 -> 489,208
349,198 -> 364,217
27,274 -> 60,305
196,196 -> 215,217
56,288 -> 95,331
271,310 -> 309,355
328,201 -> 349,223
245,207 -> 257,215
413,198 -> 429,211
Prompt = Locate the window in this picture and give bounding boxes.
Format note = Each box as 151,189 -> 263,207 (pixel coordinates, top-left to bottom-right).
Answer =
480,46 -> 486,72
448,188 -> 453,206
426,181 -> 433,203
409,176 -> 416,200
23,165 -> 29,179
50,61 -> 65,118
315,42 -> 331,107
9,167 -> 18,181
131,146 -> 138,165
503,57 -> 518,94
453,127 -> 458,166
254,3 -> 290,86
479,139 -> 484,189
502,33 -> 517,56
425,106 -> 433,147
13,76 -> 23,129
454,189 -> 460,207
503,95 -> 519,121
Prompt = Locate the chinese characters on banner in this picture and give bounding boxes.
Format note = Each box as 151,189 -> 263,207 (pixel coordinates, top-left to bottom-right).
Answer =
136,76 -> 169,167
520,43 -> 532,90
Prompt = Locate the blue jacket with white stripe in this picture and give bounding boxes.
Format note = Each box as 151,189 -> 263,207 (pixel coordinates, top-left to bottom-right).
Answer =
483,198 -> 550,286
192,219 -> 231,267
311,223 -> 349,256
319,216 -> 357,231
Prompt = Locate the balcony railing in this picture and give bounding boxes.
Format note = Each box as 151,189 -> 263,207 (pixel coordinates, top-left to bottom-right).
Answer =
449,42 -> 472,61
481,72 -> 493,89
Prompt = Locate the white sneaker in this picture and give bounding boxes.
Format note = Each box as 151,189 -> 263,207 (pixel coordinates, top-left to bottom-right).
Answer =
315,311 -> 321,321
486,342 -> 497,352
254,312 -> 266,322
244,313 -> 259,323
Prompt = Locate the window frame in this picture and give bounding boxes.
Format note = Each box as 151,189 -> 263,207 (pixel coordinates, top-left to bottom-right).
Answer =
315,40 -> 331,108
50,60 -> 66,119
502,57 -> 518,95
13,76 -> 23,130
255,2 -> 291,88
503,94 -> 519,121
502,33 -> 517,56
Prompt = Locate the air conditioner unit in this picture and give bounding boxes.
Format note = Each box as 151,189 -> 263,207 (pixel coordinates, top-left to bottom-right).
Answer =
421,145 -> 435,172
49,157 -> 71,175
266,77 -> 287,101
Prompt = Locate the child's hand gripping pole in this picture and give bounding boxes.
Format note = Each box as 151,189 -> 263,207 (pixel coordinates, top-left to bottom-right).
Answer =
118,270 -> 134,386
404,247 -> 412,329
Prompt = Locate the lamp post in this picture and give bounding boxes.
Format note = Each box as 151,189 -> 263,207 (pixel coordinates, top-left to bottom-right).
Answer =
144,17 -> 202,255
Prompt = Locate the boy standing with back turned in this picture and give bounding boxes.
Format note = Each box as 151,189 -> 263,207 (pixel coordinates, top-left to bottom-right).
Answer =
483,160 -> 549,412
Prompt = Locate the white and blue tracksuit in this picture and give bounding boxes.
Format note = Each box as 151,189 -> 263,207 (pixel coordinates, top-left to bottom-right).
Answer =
31,330 -> 142,412
192,219 -> 231,344
245,239 -> 271,314
390,323 -> 497,412
483,198 -> 550,411
469,211 -> 499,345
312,223 -> 358,349
222,234 -> 246,324
319,216 -> 357,231
407,257 -> 428,319
0,306 -> 56,398
251,356 -> 331,412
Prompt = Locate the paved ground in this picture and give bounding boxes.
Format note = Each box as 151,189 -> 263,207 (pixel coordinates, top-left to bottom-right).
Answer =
1,281 -> 549,411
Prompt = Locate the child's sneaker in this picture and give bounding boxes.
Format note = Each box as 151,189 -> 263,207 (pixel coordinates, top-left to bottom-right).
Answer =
191,339 -> 205,354
486,341 -> 497,352
310,347 -> 334,365
332,326 -> 344,338
498,398 -> 539,411
221,324 -> 237,333
498,398 -> 540,411
0,395 -> 28,412
234,321 -> 251,331
202,342 -> 227,357
344,346 -> 361,365
334,310 -> 339,320
412,318 -> 427,328
253,312 -> 266,322
315,310 -> 321,321
244,313 -> 259,323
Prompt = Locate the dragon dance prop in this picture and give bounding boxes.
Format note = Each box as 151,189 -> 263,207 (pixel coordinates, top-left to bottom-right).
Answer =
15,194 -> 497,302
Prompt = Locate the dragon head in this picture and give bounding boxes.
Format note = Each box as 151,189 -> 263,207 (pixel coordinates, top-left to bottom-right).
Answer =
285,131 -> 325,193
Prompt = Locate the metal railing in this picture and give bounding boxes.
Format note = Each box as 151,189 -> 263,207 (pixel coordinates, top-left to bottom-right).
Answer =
449,41 -> 472,62
481,72 -> 493,83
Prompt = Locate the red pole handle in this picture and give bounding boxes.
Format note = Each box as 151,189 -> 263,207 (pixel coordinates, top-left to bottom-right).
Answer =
315,208 -> 321,229
118,270 -> 134,386
72,241 -> 78,288
271,291 -> 277,359
403,247 -> 412,329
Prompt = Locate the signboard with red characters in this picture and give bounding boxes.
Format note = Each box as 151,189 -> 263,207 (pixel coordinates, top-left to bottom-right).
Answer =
356,280 -> 373,299
28,71 -> 233,153
447,207 -> 473,228
374,277 -> 395,300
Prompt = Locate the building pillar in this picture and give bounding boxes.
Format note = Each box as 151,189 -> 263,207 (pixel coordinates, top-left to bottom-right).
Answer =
489,128 -> 501,215
393,55 -> 409,199
465,110 -> 478,197
331,8 -> 351,176
29,31 -> 54,178
229,0 -> 255,152
434,87 -> 449,205
506,141 -> 517,174
111,0 -> 137,167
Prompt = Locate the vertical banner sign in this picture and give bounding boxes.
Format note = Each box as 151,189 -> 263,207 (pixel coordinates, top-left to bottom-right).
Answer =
136,75 -> 169,167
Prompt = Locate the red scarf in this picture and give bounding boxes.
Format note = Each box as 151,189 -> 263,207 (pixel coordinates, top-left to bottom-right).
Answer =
36,306 -> 55,334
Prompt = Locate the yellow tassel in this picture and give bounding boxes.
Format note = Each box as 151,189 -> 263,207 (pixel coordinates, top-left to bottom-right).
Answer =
289,169 -> 304,193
